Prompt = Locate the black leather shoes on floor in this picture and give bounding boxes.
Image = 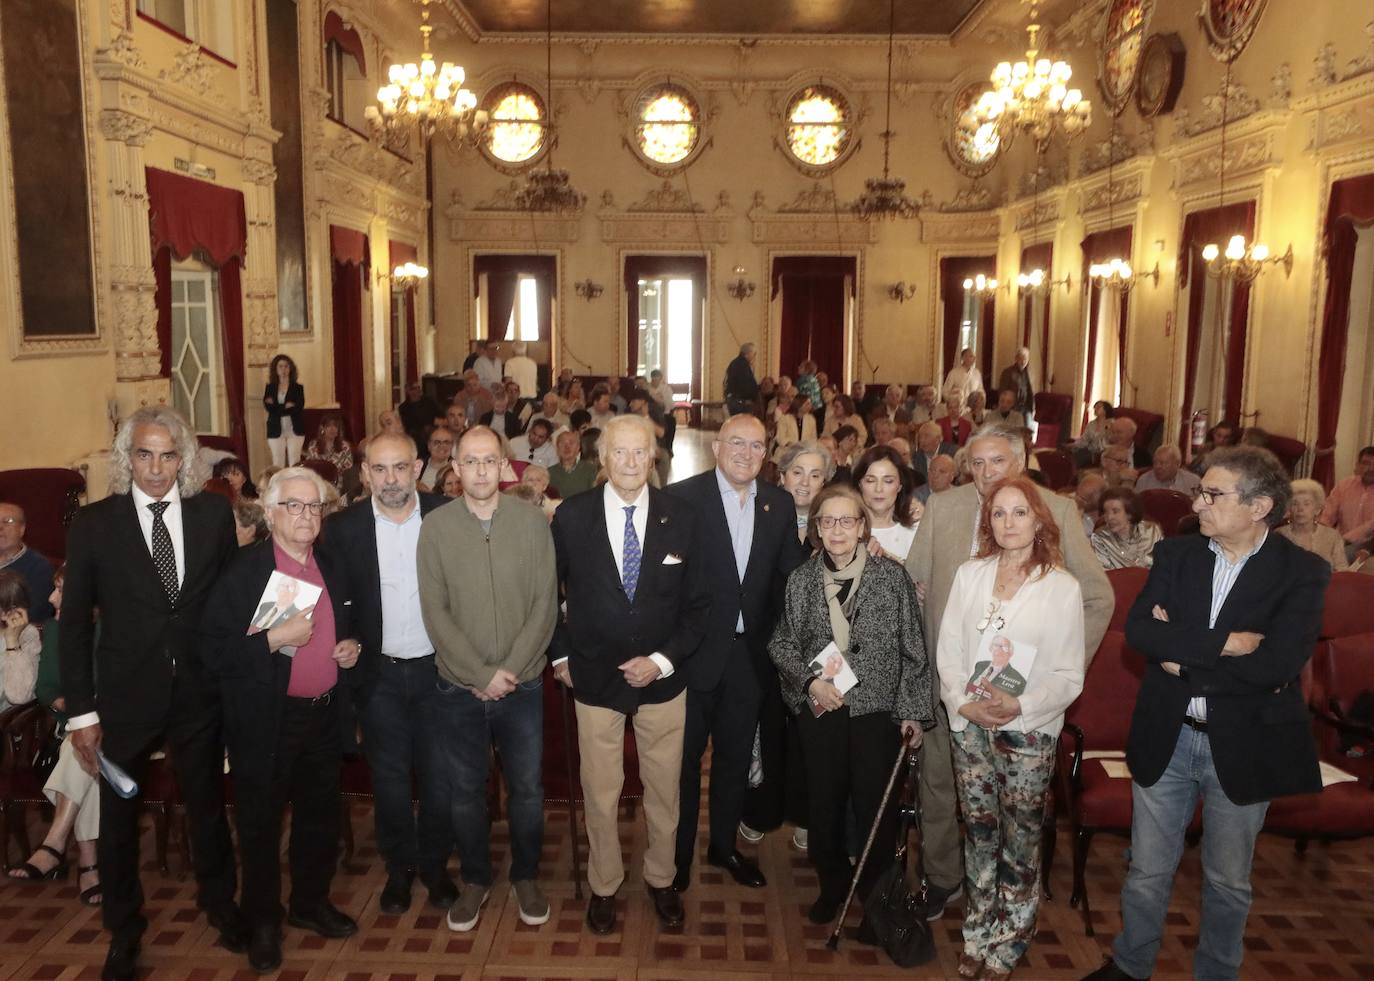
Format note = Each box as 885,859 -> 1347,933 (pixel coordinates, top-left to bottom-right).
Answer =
1081,960 -> 1149,981
247,925 -> 282,974
807,891 -> 844,925
671,865 -> 691,893
206,903 -> 249,953
380,871 -> 414,915
423,870 -> 458,909
586,893 -> 617,935
647,884 -> 685,928
287,902 -> 358,939
706,849 -> 766,888
101,937 -> 140,981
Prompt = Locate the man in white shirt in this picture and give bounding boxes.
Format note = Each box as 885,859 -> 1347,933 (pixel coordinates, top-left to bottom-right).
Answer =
910,385 -> 940,426
588,390 -> 617,431
474,341 -> 504,393
942,348 -> 984,405
505,341 -> 538,398
418,427 -> 455,491
529,391 -> 569,433
1135,445 -> 1202,496
509,419 -> 559,468
647,369 -> 675,412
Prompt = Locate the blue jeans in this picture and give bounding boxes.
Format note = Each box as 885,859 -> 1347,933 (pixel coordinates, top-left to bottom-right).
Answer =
357,655 -> 451,880
430,674 -> 544,886
1112,727 -> 1268,981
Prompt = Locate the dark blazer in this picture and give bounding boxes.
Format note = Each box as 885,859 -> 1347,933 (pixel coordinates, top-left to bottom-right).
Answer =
911,446 -> 957,481
199,539 -> 356,774
321,492 -> 449,697
996,364 -> 1035,417
1124,533 -> 1329,805
263,382 -> 305,439
665,471 -> 807,690
550,485 -> 711,715
479,409 -> 525,437
724,355 -> 758,402
59,491 -> 237,725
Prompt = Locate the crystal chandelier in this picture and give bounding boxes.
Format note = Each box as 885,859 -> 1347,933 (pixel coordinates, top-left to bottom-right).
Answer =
514,0 -> 585,213
851,0 -> 920,221
970,0 -> 1091,148
364,0 -> 487,145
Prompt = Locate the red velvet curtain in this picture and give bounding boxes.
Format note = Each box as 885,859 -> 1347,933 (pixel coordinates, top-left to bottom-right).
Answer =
1079,226 -> 1133,423
1020,242 -> 1054,389
330,224 -> 369,444
1314,174 -> 1374,486
323,10 -> 366,73
625,255 -> 707,377
1178,202 -> 1256,449
145,168 -> 248,459
938,256 -> 996,380
389,240 -> 420,385
773,256 -> 855,384
474,254 -> 555,341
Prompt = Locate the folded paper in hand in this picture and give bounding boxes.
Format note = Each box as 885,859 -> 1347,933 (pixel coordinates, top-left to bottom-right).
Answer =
248,570 -> 322,657
98,751 -> 139,799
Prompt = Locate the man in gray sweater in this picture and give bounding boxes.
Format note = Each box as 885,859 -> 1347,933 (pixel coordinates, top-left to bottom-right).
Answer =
417,426 -> 559,935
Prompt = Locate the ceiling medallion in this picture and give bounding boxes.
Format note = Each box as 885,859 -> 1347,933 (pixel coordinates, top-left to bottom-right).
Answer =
515,0 -> 585,213
969,0 -> 1092,148
851,0 -> 919,221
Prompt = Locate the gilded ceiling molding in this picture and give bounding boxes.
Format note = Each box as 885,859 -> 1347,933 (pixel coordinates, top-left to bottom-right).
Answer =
1077,157 -> 1152,219
599,185 -> 732,244
747,190 -> 877,246
1172,79 -> 1262,139
445,188 -> 582,244
919,210 -> 999,245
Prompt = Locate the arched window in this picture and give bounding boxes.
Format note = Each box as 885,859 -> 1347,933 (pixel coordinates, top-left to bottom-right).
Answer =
783,85 -> 854,171
634,84 -> 701,167
481,82 -> 547,167
1098,0 -> 1153,115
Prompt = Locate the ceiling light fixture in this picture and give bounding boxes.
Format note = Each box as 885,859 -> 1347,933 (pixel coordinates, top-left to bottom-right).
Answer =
514,0 -> 585,213
851,0 -> 920,221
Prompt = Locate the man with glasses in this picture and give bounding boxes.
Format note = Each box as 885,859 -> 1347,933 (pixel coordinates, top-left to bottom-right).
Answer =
419,426 -> 456,491
201,467 -> 362,973
550,415 -> 710,934
1084,446 -> 1329,981
323,433 -> 456,917
0,501 -> 55,621
418,427 -> 558,934
666,414 -> 807,890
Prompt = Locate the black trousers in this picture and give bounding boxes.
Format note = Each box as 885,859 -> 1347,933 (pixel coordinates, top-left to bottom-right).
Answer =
100,671 -> 237,945
676,639 -> 761,869
742,658 -> 808,833
797,707 -> 901,902
233,693 -> 342,930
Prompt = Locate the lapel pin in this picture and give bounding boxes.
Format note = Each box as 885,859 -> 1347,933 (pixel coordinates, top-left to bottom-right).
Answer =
763,503 -> 770,512
659,515 -> 669,524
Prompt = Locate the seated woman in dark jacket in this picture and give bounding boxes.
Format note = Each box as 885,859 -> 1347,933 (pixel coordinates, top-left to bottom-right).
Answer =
769,482 -> 933,933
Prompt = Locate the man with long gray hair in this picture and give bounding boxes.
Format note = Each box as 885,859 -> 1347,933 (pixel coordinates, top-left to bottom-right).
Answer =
60,406 -> 244,981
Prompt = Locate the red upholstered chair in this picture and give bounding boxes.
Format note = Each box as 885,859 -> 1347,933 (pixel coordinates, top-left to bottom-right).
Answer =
197,435 -> 236,455
0,702 -> 53,865
0,468 -> 86,564
1265,434 -> 1306,475
1034,393 -> 1072,448
1106,567 -> 1149,633
1034,449 -> 1075,491
1111,407 -> 1163,454
1320,572 -> 1374,640
1308,632 -> 1374,787
1138,489 -> 1195,539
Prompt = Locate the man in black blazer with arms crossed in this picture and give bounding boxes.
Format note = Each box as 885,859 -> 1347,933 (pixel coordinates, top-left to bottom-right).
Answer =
550,414 -> 711,935
61,406 -> 244,980
1084,446 -> 1330,981
667,413 -> 807,890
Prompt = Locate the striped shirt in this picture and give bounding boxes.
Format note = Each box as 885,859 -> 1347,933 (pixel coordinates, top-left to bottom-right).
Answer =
1191,530 -> 1268,721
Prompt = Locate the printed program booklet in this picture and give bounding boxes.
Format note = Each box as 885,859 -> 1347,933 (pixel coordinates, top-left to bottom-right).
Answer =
247,570 -> 321,656
808,641 -> 858,715
964,632 -> 1037,700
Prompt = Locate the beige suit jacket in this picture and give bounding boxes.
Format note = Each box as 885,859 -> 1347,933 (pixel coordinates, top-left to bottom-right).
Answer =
906,481 -> 1113,682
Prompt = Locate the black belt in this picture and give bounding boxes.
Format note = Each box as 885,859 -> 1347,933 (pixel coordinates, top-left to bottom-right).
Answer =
734,631 -> 747,640
1182,715 -> 1208,733
288,688 -> 335,707
382,652 -> 434,664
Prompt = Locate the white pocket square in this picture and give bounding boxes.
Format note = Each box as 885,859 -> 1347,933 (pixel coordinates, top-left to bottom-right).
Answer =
662,553 -> 684,565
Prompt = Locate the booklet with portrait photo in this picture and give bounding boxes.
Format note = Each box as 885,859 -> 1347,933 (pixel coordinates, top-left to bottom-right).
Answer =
964,632 -> 1037,701
808,641 -> 859,716
247,571 -> 321,656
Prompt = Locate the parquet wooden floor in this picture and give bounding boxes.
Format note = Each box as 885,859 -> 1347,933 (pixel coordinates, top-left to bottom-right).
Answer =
2,797 -> 1372,980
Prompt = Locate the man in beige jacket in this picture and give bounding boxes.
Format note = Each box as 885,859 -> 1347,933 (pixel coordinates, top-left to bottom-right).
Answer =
906,422 -> 1114,919
417,426 -> 559,935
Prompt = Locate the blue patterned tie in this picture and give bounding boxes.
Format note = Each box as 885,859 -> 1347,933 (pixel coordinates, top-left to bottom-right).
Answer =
622,505 -> 641,603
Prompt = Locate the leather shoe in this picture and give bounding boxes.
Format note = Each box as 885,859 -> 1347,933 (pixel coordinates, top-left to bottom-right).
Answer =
1081,960 -> 1149,981
423,870 -> 458,909
101,938 -> 140,981
706,849 -> 766,888
586,893 -> 617,935
647,884 -> 685,928
287,902 -> 358,939
206,903 -> 249,953
380,871 -> 414,915
247,924 -> 282,974
671,865 -> 691,893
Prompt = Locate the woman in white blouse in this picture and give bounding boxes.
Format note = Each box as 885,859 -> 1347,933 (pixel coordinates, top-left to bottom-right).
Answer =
854,445 -> 918,563
937,473 -> 1086,981
772,395 -> 819,464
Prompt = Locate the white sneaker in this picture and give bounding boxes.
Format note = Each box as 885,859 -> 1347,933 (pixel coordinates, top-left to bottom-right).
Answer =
792,827 -> 809,851
737,822 -> 764,843
511,880 -> 551,926
445,884 -> 489,932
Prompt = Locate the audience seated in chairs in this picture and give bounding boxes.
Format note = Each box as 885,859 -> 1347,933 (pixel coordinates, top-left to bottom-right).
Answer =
1133,445 -> 1200,496
302,414 -> 355,490
1091,488 -> 1162,570
1280,478 -> 1367,570
0,501 -> 55,621
1072,400 -> 1114,468
212,458 -> 257,501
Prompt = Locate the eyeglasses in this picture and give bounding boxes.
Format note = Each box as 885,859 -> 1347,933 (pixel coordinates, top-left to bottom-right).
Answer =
817,515 -> 860,530
277,500 -> 325,516
977,600 -> 1005,633
0,517 -> 20,526
459,456 -> 501,470
1197,488 -> 1240,506
723,437 -> 767,456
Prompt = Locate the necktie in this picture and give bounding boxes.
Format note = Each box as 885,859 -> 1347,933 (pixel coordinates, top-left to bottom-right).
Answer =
622,505 -> 641,603
148,500 -> 179,605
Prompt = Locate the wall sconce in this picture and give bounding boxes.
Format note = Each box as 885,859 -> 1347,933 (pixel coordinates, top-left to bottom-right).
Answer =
963,273 -> 998,298
1015,267 -> 1073,296
888,281 -> 917,303
1201,235 -> 1293,284
573,278 -> 604,299
725,266 -> 757,301
383,261 -> 429,290
1087,258 -> 1160,293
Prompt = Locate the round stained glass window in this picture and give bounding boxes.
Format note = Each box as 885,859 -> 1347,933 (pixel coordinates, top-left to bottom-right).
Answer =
482,83 -> 546,165
634,85 -> 701,165
1098,0 -> 1153,115
784,85 -> 852,168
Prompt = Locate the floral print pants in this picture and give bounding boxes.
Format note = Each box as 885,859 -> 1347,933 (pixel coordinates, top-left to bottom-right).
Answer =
950,726 -> 1056,972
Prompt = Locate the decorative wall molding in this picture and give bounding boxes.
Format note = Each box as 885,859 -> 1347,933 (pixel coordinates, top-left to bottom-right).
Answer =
445,190 -> 582,243
1173,79 -> 1262,138
1297,71 -> 1374,155
746,190 -> 875,245
938,183 -> 997,213
1162,111 -> 1287,193
1016,160 -> 1068,198
919,210 -> 998,245
1270,63 -> 1292,109
158,42 -> 220,99
1080,127 -> 1146,175
1012,198 -> 1061,233
1078,156 -> 1153,218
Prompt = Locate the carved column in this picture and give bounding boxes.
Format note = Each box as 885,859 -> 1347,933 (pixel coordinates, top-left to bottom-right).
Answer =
241,147 -> 280,369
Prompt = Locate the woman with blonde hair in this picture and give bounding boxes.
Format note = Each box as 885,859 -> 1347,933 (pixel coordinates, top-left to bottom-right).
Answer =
1278,478 -> 1363,569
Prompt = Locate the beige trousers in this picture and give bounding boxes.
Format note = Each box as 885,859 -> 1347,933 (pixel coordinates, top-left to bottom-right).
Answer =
575,691 -> 685,896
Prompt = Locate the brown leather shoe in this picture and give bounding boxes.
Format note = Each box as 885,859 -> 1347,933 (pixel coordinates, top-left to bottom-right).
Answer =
586,893 -> 617,935
647,884 -> 684,928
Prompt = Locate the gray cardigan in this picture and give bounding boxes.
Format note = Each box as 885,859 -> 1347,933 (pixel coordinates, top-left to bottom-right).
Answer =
768,553 -> 934,726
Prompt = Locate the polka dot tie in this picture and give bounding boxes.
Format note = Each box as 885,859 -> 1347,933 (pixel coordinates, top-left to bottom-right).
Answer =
148,501 -> 180,605
622,505 -> 641,603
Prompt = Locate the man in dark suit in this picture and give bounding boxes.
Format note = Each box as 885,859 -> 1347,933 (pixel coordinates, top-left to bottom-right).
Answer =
1084,446 -> 1329,981
550,415 -> 711,935
322,433 -> 456,916
249,576 -> 302,633
911,421 -> 958,482
60,407 -> 244,981
723,342 -> 759,416
996,347 -> 1036,420
666,414 -> 806,891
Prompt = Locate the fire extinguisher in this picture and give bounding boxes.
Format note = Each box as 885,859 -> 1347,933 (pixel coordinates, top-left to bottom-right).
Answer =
1191,409 -> 1209,450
